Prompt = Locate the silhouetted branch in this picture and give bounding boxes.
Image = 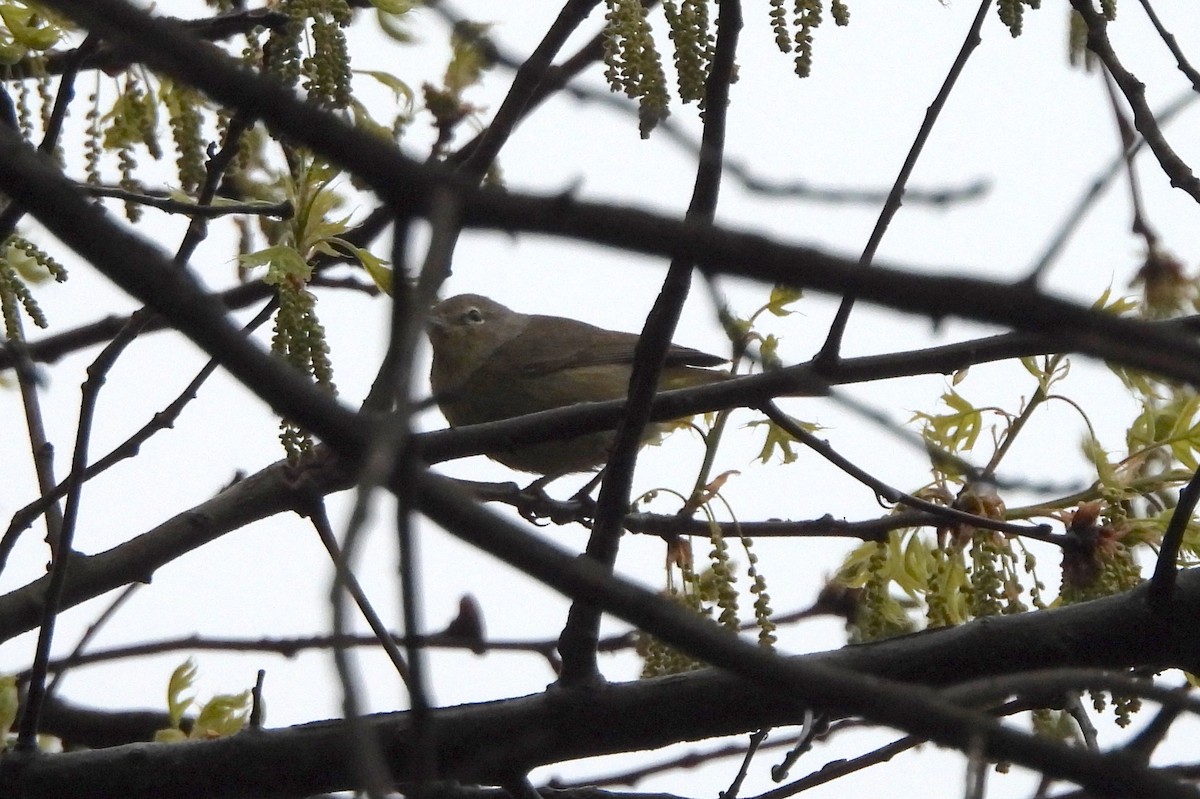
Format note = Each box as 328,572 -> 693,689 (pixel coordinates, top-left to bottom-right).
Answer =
1070,0 -> 1200,202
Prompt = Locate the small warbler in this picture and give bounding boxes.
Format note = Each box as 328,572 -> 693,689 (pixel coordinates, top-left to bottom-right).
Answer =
428,294 -> 727,476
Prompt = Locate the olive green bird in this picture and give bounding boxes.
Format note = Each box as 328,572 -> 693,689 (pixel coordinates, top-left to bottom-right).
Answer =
427,294 -> 727,477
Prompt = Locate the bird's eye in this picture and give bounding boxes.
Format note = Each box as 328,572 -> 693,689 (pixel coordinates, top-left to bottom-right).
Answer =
464,307 -> 484,324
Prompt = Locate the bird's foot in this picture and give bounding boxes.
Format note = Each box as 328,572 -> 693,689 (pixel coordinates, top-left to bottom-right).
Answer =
515,475 -> 598,526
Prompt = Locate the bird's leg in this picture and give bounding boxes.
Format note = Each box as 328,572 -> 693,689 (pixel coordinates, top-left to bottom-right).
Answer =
571,470 -> 604,502
513,472 -> 600,526
513,474 -> 572,526
564,471 -> 603,524
523,473 -> 558,495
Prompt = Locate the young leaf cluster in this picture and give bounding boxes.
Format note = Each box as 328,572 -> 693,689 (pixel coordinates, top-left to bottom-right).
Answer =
0,2 -> 68,65
241,159 -> 349,461
829,264 -> 1200,731
154,659 -> 251,743
422,21 -> 495,158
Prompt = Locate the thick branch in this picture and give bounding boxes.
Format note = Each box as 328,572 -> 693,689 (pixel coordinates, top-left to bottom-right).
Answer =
9,570 -> 1200,798
1070,0 -> 1200,201
0,457 -> 352,643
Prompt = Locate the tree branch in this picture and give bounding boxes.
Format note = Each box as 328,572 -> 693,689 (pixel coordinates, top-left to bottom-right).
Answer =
11,569 -> 1200,797
1070,0 -> 1200,201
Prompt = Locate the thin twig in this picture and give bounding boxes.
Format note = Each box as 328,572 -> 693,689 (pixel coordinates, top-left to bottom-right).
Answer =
547,735 -> 801,790
1062,692 -> 1099,751
309,504 -> 412,685
559,0 -> 743,687
316,500 -> 403,799
249,670 -> 267,731
760,402 -> 1059,543
1148,465 -> 1200,611
82,184 -> 294,218
15,324 -> 108,748
1024,91 -> 1196,282
393,192 -> 468,784
722,729 -> 769,799
815,0 -> 993,366
1100,67 -> 1157,251
456,0 -> 600,182
1135,0 -> 1200,92
44,583 -> 139,695
9,314 -> 66,559
175,110 -> 253,263
1,300 -> 278,577
15,588 -> 864,682
746,736 -> 921,799
0,208 -> 390,372
1070,0 -> 1200,202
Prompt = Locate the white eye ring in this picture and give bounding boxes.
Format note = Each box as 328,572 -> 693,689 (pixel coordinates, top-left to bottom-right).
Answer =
464,307 -> 484,324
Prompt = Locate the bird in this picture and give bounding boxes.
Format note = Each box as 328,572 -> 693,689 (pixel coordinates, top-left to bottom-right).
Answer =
427,293 -> 727,477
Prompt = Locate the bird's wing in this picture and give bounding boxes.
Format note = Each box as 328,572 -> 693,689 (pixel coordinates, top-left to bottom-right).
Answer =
497,316 -> 725,376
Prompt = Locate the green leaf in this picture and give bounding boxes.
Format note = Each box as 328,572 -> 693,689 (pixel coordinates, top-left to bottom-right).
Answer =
351,246 -> 392,295
241,245 -> 312,284
193,691 -> 252,738
912,390 -> 982,453
445,22 -> 493,94
1082,435 -> 1117,489
166,658 -> 198,728
766,284 -> 802,316
0,674 -> 17,739
370,0 -> 419,14
1019,355 -> 1070,393
1091,284 -> 1138,316
759,333 -> 782,371
356,69 -> 415,106
0,5 -> 64,53
746,417 -> 818,465
0,41 -> 22,64
349,99 -> 403,143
